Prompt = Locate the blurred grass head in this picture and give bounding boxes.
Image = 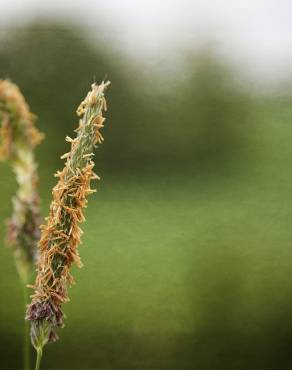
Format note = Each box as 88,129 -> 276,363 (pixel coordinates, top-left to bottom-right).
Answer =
0,79 -> 43,282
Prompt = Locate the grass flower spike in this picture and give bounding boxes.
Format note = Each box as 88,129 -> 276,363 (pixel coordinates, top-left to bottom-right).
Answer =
26,81 -> 110,360
0,79 -> 44,283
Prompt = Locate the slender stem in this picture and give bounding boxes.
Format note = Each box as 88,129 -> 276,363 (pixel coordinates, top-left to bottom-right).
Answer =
24,286 -> 30,370
22,276 -> 30,370
35,349 -> 42,370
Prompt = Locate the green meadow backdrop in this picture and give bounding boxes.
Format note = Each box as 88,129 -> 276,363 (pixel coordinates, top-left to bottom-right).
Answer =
1,20 -> 292,370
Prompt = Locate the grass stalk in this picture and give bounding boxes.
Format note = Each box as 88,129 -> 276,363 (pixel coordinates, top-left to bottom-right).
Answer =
23,283 -> 30,370
0,79 -> 44,370
26,81 -> 110,359
35,348 -> 42,370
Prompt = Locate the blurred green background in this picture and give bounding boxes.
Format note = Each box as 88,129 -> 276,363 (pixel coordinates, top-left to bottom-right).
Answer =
1,19 -> 292,370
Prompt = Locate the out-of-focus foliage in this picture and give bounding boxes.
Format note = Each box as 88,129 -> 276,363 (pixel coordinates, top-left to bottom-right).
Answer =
173,52 -> 251,163
0,21 -> 143,169
0,21 -> 252,172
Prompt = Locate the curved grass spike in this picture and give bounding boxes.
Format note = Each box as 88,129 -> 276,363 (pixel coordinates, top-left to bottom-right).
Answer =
0,79 -> 44,283
26,81 -> 110,361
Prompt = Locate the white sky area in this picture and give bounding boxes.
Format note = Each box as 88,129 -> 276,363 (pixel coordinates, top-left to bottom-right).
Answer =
1,0 -> 292,85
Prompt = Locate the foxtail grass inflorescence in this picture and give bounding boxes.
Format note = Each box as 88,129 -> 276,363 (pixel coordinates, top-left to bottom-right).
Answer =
0,79 -> 44,283
26,81 -> 110,361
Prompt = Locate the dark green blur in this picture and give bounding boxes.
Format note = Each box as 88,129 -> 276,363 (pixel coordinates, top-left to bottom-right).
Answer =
1,20 -> 292,370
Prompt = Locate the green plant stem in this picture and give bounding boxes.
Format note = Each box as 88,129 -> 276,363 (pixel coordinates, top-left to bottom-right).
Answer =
23,278 -> 30,370
35,348 -> 42,370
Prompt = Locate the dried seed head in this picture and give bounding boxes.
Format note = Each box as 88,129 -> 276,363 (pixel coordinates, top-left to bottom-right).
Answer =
26,81 -> 110,351
0,80 -> 44,282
